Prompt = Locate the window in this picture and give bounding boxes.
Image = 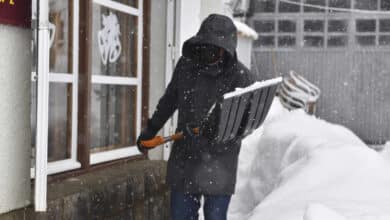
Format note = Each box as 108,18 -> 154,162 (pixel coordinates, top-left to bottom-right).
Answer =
304,20 -> 324,47
278,20 -> 297,47
356,19 -> 376,46
253,0 -> 275,13
355,0 -> 378,10
279,0 -> 300,13
328,0 -> 351,10
90,85 -> 137,153
47,0 -> 79,167
32,0 -> 146,176
253,20 -> 275,47
90,0 -> 143,164
328,20 -> 348,47
253,19 -> 297,48
379,19 -> 390,45
250,0 -> 390,50
304,0 -> 325,12
381,0 -> 390,10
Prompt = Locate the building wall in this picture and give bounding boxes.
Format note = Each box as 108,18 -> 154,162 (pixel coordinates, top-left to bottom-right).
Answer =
0,25 -> 31,213
253,50 -> 390,143
237,37 -> 253,68
148,0 -> 168,160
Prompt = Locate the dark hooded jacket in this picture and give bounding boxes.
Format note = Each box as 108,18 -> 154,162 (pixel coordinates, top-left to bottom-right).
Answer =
148,14 -> 255,195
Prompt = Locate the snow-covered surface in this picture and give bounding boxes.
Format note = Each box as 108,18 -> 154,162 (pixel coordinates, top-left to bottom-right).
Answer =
233,20 -> 258,40
229,99 -> 390,220
223,77 -> 282,99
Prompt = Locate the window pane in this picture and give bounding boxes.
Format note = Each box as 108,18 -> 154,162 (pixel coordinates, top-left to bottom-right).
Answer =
254,20 -> 275,32
379,19 -> 390,32
91,85 -> 137,151
356,20 -> 376,32
48,83 -> 72,162
355,0 -> 378,10
304,20 -> 324,32
328,36 -> 348,47
329,0 -> 351,9
279,0 -> 300,13
278,36 -> 296,47
278,20 -> 296,33
49,0 -> 71,73
253,0 -> 275,12
254,36 -> 275,47
328,20 -> 348,32
91,4 -> 138,77
112,0 -> 137,8
356,36 -> 376,46
304,36 -> 324,47
379,35 -> 390,45
304,0 -> 326,12
381,0 -> 390,10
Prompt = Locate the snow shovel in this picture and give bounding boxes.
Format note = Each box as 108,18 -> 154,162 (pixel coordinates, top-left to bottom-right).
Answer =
140,77 -> 283,148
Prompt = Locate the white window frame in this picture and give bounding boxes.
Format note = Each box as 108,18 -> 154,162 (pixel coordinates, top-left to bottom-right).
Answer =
33,0 -> 81,180
90,0 -> 143,165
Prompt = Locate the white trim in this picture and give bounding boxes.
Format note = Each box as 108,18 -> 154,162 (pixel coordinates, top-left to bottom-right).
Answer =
35,0 -> 50,212
91,75 -> 140,85
48,73 -> 73,83
31,159 -> 81,179
90,146 -> 141,164
136,0 -> 143,141
71,0 -> 80,169
93,0 -> 140,16
48,160 -> 81,175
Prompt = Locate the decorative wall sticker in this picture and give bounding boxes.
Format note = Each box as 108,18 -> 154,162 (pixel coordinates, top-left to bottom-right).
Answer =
98,12 -> 122,65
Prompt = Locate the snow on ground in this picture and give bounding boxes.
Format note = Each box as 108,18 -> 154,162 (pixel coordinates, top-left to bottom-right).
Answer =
228,99 -> 390,220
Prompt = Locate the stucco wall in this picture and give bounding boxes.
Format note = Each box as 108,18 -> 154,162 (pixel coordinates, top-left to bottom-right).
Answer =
0,24 -> 31,214
148,0 -> 168,160
237,37 -> 253,68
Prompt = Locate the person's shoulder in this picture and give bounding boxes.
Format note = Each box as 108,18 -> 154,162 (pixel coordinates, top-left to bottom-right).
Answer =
176,56 -> 193,67
172,56 -> 193,77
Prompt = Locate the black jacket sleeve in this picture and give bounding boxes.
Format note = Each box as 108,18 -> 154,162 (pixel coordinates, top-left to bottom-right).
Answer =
148,58 -> 183,132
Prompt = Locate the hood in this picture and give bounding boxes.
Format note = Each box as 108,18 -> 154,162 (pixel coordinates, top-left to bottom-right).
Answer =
182,14 -> 238,60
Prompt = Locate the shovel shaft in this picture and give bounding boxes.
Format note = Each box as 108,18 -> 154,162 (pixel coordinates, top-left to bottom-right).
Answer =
140,128 -> 200,148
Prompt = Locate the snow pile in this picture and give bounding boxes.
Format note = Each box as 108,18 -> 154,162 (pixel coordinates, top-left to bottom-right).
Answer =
303,204 -> 347,220
229,99 -> 390,220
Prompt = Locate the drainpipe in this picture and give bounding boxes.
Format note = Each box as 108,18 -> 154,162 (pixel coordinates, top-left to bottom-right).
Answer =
0,0 -> 32,214
35,0 -> 50,212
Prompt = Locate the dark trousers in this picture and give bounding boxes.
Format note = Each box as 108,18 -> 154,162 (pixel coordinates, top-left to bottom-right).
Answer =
170,190 -> 231,220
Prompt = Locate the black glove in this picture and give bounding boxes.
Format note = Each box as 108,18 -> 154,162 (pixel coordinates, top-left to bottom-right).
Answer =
136,120 -> 159,154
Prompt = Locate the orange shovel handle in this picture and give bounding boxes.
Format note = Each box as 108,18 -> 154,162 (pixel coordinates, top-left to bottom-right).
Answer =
140,128 -> 200,148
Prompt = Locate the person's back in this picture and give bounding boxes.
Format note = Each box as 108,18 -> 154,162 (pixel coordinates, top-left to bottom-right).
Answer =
138,14 -> 255,220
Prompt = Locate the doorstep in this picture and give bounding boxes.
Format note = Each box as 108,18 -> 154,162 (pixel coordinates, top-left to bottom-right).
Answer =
0,160 -> 169,220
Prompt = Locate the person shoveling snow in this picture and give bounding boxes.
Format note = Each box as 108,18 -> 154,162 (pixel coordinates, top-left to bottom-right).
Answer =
137,14 -> 282,220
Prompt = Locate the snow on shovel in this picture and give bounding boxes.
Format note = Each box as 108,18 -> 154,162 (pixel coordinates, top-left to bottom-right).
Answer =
141,77 -> 283,148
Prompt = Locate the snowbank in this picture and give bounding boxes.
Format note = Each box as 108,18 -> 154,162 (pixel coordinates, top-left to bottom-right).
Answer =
229,99 -> 390,220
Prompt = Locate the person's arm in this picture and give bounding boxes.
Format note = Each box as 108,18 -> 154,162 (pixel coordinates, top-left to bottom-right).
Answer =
137,58 -> 182,152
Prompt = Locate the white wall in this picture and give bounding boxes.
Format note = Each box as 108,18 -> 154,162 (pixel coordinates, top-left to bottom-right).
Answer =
147,0 -> 168,160
177,0 -> 201,55
237,36 -> 253,68
0,25 -> 31,214
200,0 -> 224,20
